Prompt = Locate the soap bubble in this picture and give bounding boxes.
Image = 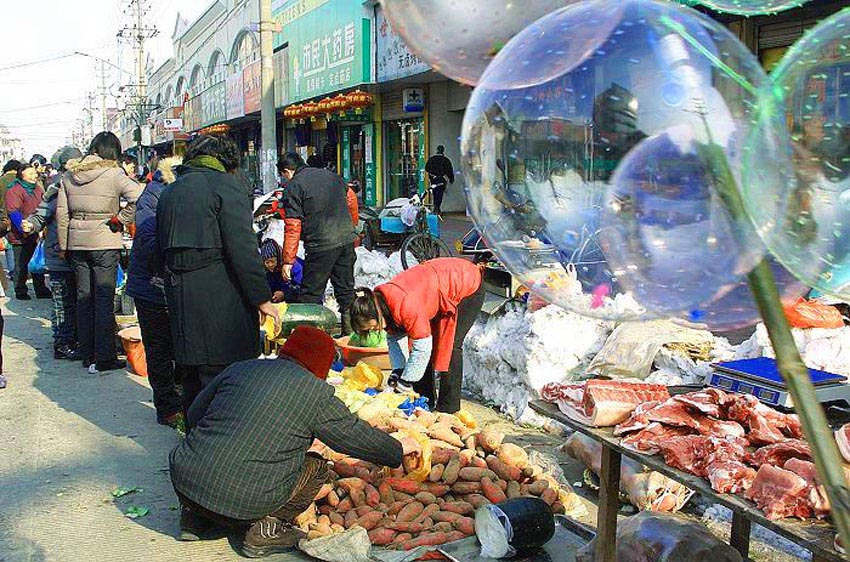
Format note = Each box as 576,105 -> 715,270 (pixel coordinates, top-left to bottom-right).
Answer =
691,0 -> 809,15
461,0 -> 793,324
746,8 -> 850,302
378,0 -> 589,86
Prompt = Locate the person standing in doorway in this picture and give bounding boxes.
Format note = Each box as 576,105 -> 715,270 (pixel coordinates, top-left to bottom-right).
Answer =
6,162 -> 48,300
425,145 -> 455,216
157,135 -> 279,416
279,152 -> 357,335
126,156 -> 184,430
57,132 -> 143,373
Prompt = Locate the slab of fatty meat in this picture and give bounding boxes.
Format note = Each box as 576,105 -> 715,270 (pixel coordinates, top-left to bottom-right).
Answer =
541,379 -> 669,427
749,439 -> 812,467
746,464 -> 813,520
835,423 -> 850,463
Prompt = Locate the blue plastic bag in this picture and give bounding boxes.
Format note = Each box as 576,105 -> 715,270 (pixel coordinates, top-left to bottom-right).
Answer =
28,241 -> 45,274
398,396 -> 430,416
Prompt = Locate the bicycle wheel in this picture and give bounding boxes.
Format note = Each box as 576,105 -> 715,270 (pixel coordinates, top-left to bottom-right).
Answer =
400,233 -> 452,270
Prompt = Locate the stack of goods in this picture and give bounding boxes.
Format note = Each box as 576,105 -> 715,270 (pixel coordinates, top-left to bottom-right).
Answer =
299,410 -> 581,550
541,379 -> 671,427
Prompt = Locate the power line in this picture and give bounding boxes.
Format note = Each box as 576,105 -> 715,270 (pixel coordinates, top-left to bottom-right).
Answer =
0,100 -> 84,114
0,53 -> 76,72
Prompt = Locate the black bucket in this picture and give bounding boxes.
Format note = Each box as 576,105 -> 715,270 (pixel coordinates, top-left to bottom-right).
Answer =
475,497 -> 556,558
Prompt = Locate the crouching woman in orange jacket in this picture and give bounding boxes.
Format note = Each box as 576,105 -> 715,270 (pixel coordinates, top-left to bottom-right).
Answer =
350,258 -> 485,413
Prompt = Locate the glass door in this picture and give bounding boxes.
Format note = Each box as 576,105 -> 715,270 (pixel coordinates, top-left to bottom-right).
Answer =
386,118 -> 424,202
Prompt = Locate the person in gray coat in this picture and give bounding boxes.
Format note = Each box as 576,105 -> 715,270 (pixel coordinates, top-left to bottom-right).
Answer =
22,146 -> 84,360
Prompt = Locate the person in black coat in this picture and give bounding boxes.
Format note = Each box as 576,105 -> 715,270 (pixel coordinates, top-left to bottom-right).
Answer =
279,152 -> 356,334
425,145 -> 455,215
156,136 -> 278,415
126,156 -> 184,429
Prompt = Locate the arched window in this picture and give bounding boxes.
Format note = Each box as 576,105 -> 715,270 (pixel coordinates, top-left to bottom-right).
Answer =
230,30 -> 259,71
208,50 -> 225,78
189,64 -> 204,90
164,86 -> 173,106
175,76 -> 186,99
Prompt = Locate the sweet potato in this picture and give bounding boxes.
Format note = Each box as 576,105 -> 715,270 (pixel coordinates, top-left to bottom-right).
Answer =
338,478 -> 368,507
414,409 -> 438,428
481,477 -> 507,504
446,531 -> 467,542
388,500 -> 407,516
432,511 -> 462,523
415,492 -> 438,505
317,514 -> 331,527
383,477 -> 421,495
307,530 -> 326,540
540,487 -> 558,506
365,484 -> 381,508
317,504 -> 333,515
431,449 -> 455,465
451,482 -> 482,495
428,425 -> 465,448
454,517 -> 475,536
476,429 -> 505,453
326,490 -> 340,507
429,464 -> 445,483
413,503 -> 440,524
506,480 -> 521,499
394,491 -> 414,502
464,435 -> 477,451
486,455 -> 522,482
497,479 -> 508,491
388,418 -> 418,432
389,521 -> 429,534
522,466 -> 536,480
355,506 -> 372,517
497,443 -> 529,469
344,510 -> 359,529
328,511 -> 345,527
441,501 -> 474,515
390,467 -> 406,479
337,496 -> 354,513
420,483 -> 450,497
315,483 -> 333,502
434,522 -> 455,533
431,440 -> 462,451
459,449 -> 476,468
368,528 -> 397,546
392,533 -> 413,546
470,456 -> 488,469
378,481 -> 395,505
333,462 -> 357,478
551,501 -> 566,515
331,523 -> 345,533
354,511 -> 383,531
458,467 -> 497,482
526,480 -> 549,496
397,501 -> 425,523
354,466 -> 375,483
444,456 -> 461,485
401,532 -> 450,550
465,494 -> 490,509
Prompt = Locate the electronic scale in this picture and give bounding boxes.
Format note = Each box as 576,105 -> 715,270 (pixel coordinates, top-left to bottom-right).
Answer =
707,357 -> 850,410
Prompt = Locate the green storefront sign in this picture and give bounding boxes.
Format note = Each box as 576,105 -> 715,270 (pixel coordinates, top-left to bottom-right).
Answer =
341,127 -> 351,181
273,0 -> 371,103
200,81 -> 227,128
363,124 -> 376,206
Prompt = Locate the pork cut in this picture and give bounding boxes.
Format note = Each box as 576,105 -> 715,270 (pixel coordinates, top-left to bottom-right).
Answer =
725,394 -> 803,445
613,400 -> 662,436
657,435 -> 749,478
783,458 -> 830,519
646,399 -> 697,428
672,388 -> 728,418
706,460 -> 757,494
542,379 -> 670,427
746,464 -> 811,520
835,423 -> 850,463
620,423 -> 695,455
749,439 -> 812,467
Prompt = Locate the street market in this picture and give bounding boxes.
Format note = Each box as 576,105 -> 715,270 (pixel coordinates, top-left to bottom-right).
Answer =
6,0 -> 850,562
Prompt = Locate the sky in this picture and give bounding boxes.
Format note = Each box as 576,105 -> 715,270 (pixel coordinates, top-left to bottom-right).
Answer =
0,0 -> 210,158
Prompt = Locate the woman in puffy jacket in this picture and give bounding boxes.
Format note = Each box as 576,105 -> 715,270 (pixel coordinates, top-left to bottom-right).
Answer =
57,132 -> 143,373
349,258 -> 485,413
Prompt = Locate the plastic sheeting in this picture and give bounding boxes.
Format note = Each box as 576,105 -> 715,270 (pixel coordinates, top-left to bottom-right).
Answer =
735,323 -> 850,376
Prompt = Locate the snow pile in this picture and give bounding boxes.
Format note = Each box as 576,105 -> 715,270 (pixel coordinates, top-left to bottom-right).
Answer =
463,303 -> 611,426
645,338 -> 736,386
323,248 -> 410,316
735,322 -> 850,376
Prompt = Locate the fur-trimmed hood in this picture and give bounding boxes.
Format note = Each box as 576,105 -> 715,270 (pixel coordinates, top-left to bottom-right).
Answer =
66,154 -> 121,185
157,156 -> 182,185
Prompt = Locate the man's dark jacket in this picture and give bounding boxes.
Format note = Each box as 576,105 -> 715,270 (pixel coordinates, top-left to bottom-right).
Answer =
425,154 -> 455,188
157,165 -> 270,365
282,167 -> 355,254
126,171 -> 167,305
169,358 -> 403,520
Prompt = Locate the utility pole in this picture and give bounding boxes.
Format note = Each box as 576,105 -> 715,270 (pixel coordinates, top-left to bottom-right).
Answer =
259,0 -> 278,193
118,0 -> 158,166
96,59 -> 110,131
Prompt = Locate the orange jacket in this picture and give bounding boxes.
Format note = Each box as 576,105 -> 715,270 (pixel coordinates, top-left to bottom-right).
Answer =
347,187 -> 359,226
376,258 -> 483,372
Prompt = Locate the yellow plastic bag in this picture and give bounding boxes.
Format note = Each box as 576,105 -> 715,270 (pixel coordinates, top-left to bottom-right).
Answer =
397,429 -> 432,483
261,302 -> 288,340
455,409 -> 478,429
342,361 -> 383,391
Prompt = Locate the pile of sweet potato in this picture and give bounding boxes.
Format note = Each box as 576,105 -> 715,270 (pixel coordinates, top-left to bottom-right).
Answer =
298,409 -> 572,550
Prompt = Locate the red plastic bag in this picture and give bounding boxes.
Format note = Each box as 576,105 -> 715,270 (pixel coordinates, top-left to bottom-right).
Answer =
783,298 -> 844,329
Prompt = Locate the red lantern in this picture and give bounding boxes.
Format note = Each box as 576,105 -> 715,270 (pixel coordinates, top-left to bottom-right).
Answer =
346,89 -> 373,114
332,93 -> 349,116
287,104 -> 305,122
318,97 -> 335,117
301,101 -> 319,121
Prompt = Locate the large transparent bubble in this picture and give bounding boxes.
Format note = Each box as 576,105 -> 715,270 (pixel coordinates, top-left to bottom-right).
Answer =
746,7 -> 850,302
461,0 -> 794,324
378,0 -> 587,86
691,0 -> 809,15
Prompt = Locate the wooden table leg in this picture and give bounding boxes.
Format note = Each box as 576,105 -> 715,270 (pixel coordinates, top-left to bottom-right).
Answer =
730,510 -> 751,559
595,445 -> 621,562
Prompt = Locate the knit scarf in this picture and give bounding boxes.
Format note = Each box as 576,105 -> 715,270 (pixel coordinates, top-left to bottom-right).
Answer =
186,155 -> 226,173
15,179 -> 37,195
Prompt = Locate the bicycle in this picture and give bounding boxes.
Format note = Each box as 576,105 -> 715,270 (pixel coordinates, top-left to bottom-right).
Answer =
399,189 -> 452,270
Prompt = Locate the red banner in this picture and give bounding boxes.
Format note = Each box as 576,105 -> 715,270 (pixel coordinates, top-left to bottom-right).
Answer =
243,61 -> 262,115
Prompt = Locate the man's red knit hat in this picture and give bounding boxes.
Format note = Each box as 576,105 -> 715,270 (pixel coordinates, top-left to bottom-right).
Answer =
279,326 -> 335,380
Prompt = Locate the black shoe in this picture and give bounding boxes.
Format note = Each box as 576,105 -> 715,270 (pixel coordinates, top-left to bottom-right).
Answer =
178,505 -> 216,542
387,371 -> 414,394
16,293 -> 31,300
243,516 -> 304,558
54,345 -> 83,360
94,359 -> 127,373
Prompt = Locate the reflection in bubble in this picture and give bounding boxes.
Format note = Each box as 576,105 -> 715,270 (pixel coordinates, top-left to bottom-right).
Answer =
691,0 -> 809,16
461,0 -> 793,325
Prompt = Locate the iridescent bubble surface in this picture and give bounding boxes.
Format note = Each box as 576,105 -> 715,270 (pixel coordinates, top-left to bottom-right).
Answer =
747,7 -> 850,302
461,0 -> 794,324
693,0 -> 809,16
377,0 -> 578,86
